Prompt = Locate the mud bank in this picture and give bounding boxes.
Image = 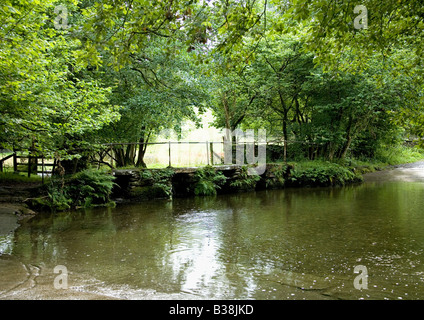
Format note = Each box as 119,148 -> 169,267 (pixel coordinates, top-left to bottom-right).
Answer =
0,203 -> 36,237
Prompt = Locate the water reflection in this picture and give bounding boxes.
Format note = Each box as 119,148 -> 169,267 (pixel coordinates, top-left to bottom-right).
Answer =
2,179 -> 424,299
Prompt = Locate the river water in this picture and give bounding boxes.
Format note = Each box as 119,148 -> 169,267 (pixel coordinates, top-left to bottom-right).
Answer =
1,163 -> 424,300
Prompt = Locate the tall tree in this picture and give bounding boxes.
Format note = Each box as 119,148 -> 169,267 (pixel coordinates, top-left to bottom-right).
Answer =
0,0 -> 120,163
94,37 -> 209,167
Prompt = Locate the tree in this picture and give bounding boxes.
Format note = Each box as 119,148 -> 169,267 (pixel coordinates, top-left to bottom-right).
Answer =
0,0 -> 120,165
284,0 -> 423,74
77,0 -> 208,68
226,31 -> 414,161
209,63 -> 258,139
94,37 -> 209,168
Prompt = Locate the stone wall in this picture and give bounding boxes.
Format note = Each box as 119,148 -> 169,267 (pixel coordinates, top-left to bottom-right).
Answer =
111,164 -> 293,202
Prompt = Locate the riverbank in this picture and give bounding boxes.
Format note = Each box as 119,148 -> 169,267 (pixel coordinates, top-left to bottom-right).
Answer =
1,158 -> 423,216
110,161 -> 364,204
363,160 -> 424,182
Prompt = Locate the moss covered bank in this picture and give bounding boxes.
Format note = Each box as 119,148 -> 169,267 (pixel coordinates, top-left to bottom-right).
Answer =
112,162 -> 364,202
7,161 -> 372,212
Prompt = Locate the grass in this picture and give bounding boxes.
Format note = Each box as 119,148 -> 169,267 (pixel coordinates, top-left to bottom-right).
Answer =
374,144 -> 424,165
0,171 -> 48,183
338,145 -> 424,174
266,145 -> 424,181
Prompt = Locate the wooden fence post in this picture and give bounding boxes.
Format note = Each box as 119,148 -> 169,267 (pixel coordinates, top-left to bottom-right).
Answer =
41,156 -> 45,184
206,141 -> 209,165
168,141 -> 171,167
109,145 -> 113,168
13,153 -> 17,173
27,154 -> 31,177
209,142 -> 214,166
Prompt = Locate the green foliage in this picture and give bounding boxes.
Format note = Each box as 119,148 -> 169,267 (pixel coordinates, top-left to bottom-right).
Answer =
34,169 -> 116,211
230,166 -> 261,191
0,0 -> 120,159
65,169 -> 116,207
266,164 -> 288,189
140,168 -> 175,199
46,178 -> 73,211
288,161 -> 363,187
193,166 -> 227,196
285,0 -> 423,76
375,145 -> 424,166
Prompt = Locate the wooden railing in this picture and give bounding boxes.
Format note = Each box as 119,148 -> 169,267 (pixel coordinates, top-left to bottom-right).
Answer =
101,141 -> 227,168
0,152 -> 55,181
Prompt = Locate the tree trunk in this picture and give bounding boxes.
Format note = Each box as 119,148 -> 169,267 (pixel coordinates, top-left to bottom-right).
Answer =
115,148 -> 124,167
338,117 -> 354,159
277,90 -> 289,163
113,146 -> 135,167
124,144 -> 136,166
283,124 -> 288,163
136,136 -> 149,168
328,142 -> 336,161
339,135 -> 352,159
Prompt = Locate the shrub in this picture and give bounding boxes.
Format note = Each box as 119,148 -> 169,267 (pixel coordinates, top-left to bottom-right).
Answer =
139,168 -> 175,199
229,166 -> 261,191
288,161 -> 363,187
65,168 -> 116,207
30,169 -> 116,211
265,164 -> 288,189
193,166 -> 227,196
47,178 -> 73,210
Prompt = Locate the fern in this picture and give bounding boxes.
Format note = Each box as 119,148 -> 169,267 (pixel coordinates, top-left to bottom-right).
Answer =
288,161 -> 362,186
193,166 -> 227,196
65,168 -> 116,207
229,166 -> 260,190
140,168 -> 175,198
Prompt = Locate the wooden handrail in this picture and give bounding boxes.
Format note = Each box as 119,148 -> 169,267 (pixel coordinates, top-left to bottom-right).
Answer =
0,153 -> 15,162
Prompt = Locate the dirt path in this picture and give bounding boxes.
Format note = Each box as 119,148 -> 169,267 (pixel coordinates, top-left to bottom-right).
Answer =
363,160 -> 424,182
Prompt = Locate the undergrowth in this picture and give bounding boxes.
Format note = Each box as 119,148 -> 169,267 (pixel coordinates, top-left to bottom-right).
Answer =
288,161 -> 363,187
374,145 -> 424,165
229,166 -> 261,191
30,168 -> 116,211
193,165 -> 227,196
139,168 -> 175,199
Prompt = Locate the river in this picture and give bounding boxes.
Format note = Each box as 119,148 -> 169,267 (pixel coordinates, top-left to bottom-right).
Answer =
1,162 -> 424,300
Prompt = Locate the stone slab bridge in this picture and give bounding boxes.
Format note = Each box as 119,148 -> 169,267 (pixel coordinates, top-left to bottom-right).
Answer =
111,164 -> 289,201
